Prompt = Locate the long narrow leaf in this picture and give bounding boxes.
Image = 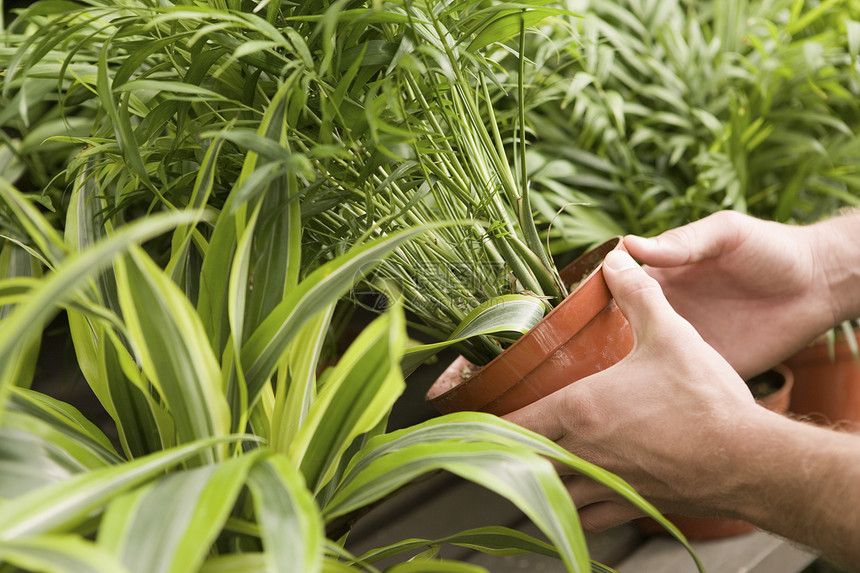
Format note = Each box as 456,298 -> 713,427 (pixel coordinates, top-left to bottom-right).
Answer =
332,413 -> 703,572
0,436 -> 241,540
0,535 -> 132,573
0,208 -> 204,420
239,225 -> 434,410
357,525 -> 558,563
246,454 -> 324,573
98,452 -> 262,573
324,440 -> 590,573
270,303 -> 335,455
401,294 -> 545,375
114,247 -> 231,463
291,308 -> 406,493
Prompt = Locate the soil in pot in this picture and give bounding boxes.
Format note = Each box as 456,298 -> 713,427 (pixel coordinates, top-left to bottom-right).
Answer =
425,237 -> 633,416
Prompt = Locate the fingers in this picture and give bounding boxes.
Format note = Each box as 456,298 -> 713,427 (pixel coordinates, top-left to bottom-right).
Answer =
565,477 -> 647,530
602,250 -> 679,337
564,475 -> 618,508
578,502 -> 646,532
624,211 -> 747,268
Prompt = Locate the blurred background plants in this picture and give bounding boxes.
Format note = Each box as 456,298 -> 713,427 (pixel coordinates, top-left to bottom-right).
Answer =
516,0 -> 860,252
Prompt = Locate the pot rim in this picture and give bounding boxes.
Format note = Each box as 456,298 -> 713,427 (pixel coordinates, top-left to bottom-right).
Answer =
425,236 -> 625,410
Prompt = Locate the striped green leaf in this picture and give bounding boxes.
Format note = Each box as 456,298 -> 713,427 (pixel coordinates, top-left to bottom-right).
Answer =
246,454 -> 324,573
0,398 -> 119,498
0,437 -> 240,540
330,413 -> 703,572
0,206 -> 203,420
401,294 -> 546,375
0,244 -> 43,390
0,427 -> 89,499
270,303 -> 335,455
114,247 -> 231,463
65,311 -> 167,460
8,388 -> 118,458
239,225 -> 433,411
290,307 -> 406,493
0,535 -> 131,573
98,452 -> 262,573
324,439 -> 590,573
0,179 -> 66,268
357,525 -> 558,563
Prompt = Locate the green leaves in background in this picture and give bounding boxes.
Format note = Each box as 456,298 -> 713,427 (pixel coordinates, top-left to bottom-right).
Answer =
467,6 -> 568,52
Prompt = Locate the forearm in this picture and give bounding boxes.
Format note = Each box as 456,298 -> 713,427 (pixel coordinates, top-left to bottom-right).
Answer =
809,210 -> 860,325
718,410 -> 860,568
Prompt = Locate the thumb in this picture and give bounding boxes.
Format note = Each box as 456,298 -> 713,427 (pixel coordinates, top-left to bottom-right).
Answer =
623,212 -> 740,268
602,250 -> 678,336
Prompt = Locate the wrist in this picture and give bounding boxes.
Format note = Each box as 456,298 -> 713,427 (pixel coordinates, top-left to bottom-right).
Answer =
809,211 -> 860,324
700,406 -> 788,519
714,411 -> 860,566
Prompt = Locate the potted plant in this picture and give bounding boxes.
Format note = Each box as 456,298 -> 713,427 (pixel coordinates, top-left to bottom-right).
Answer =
293,0 -> 641,417
425,235 -> 632,415
0,1 -> 704,571
786,320 -> 860,430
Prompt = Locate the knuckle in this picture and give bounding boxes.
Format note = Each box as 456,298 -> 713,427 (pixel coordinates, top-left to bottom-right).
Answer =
559,385 -> 603,437
616,270 -> 664,303
578,504 -> 627,533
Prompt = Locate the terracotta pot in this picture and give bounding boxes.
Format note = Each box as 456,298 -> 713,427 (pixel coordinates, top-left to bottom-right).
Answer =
425,236 -> 634,416
636,364 -> 794,540
786,327 -> 860,431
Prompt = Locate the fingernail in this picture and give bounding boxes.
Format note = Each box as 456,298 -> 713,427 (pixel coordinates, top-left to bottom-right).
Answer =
624,235 -> 655,248
603,250 -> 639,271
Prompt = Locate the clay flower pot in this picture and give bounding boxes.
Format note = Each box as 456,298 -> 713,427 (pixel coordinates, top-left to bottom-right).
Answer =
636,364 -> 794,540
425,236 -> 633,416
786,327 -> 860,431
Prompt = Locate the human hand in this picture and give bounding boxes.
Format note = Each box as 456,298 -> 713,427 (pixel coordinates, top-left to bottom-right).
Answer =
505,250 -> 771,531
624,211 -> 837,379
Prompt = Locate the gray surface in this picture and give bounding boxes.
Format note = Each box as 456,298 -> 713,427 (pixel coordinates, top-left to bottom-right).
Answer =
347,471 -> 817,572
617,530 -> 817,573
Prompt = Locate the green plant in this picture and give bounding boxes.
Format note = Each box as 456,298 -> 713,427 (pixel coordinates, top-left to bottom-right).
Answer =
521,0 -> 860,243
0,155 -> 695,573
0,1 -> 704,571
300,1 -> 619,367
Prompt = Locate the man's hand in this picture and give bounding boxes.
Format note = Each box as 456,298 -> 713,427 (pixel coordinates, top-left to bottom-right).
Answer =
624,211 -> 838,378
506,250 -> 768,531
507,215 -> 860,567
